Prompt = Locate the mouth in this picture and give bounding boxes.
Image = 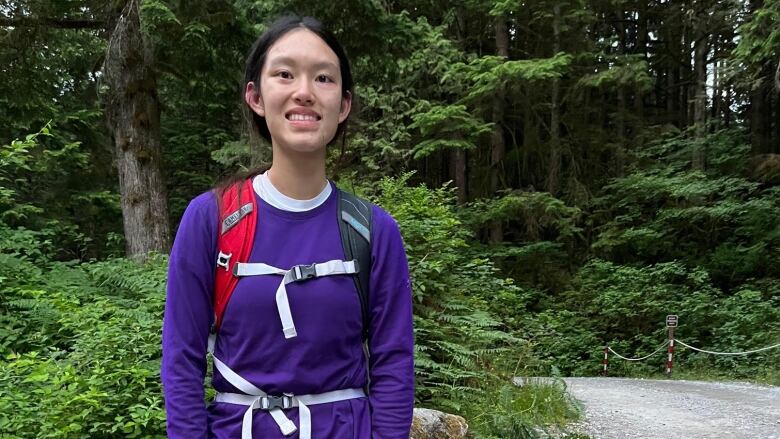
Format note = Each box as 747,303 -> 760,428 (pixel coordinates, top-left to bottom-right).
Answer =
285,110 -> 322,122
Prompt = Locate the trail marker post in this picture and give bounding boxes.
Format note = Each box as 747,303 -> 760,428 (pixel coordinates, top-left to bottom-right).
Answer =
602,345 -> 609,376
666,315 -> 678,376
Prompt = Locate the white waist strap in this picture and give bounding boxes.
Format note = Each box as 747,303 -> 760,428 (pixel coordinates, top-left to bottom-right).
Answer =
216,387 -> 366,439
213,355 -> 365,439
215,388 -> 366,407
232,259 -> 358,339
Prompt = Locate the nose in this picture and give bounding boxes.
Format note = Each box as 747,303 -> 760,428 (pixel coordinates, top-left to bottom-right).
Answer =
292,79 -> 314,105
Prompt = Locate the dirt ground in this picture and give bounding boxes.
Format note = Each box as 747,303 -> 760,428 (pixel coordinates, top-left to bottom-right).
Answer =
561,377 -> 780,439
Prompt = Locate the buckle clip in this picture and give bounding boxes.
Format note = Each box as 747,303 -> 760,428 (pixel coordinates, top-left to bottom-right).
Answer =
260,393 -> 295,410
216,251 -> 232,271
292,264 -> 317,282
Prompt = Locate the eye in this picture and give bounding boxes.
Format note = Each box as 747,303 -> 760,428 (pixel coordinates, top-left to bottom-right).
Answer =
316,74 -> 333,83
276,71 -> 292,79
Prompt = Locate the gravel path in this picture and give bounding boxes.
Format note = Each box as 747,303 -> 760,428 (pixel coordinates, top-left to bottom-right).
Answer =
562,377 -> 780,439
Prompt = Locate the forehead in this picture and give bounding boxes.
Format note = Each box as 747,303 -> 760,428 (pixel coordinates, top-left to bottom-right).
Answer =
264,28 -> 340,70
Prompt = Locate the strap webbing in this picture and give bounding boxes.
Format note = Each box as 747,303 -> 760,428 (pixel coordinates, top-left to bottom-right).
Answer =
336,190 -> 372,340
213,354 -> 365,439
232,260 -> 358,339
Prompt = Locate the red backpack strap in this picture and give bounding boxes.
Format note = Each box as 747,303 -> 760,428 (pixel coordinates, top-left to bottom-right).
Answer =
213,178 -> 257,332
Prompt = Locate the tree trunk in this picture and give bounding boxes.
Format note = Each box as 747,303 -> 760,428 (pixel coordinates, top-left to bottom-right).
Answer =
615,8 -> 626,176
635,5 -> 647,128
680,26 -> 690,128
450,148 -> 467,204
452,5 -> 468,204
774,89 -> 780,153
750,69 -> 773,155
724,80 -> 732,127
712,57 -> 720,122
692,32 -> 708,170
775,57 -> 780,91
667,67 -> 676,124
547,3 -> 564,190
489,15 -> 509,244
103,0 -> 170,258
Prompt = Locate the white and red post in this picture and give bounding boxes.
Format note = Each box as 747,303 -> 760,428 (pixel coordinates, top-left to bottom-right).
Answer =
665,315 -> 678,376
666,327 -> 675,375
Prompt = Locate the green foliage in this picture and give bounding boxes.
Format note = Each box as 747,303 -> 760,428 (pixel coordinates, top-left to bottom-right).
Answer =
464,191 -> 583,242
461,191 -> 583,293
578,55 -> 653,91
408,103 -> 493,160
446,52 -> 574,103
731,0 -> 780,84
373,175 -> 524,409
592,131 -> 779,288
523,131 -> 780,381
371,175 -> 581,434
0,127 -> 119,260
0,254 -> 167,438
470,380 -> 581,439
524,260 -> 779,379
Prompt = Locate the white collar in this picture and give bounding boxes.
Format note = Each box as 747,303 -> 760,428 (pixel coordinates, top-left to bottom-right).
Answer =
252,171 -> 331,212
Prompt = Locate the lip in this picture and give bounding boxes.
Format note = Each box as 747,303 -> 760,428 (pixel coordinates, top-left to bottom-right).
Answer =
285,107 -> 322,121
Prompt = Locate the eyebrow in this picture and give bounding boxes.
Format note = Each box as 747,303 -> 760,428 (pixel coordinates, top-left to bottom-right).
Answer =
266,56 -> 339,72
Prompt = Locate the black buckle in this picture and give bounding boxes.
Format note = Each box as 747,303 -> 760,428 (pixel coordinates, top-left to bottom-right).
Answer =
292,264 -> 317,282
260,394 -> 294,410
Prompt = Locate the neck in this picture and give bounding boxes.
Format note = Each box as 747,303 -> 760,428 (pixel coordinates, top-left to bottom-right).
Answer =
268,146 -> 328,200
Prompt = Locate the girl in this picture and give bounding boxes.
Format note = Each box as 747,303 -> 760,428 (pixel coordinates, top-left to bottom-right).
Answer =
161,15 -> 415,439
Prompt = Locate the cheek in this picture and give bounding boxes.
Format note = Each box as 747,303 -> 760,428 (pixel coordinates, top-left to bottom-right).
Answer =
324,96 -> 345,121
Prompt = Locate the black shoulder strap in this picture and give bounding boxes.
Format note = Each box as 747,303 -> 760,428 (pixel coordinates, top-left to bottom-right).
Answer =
337,189 -> 373,340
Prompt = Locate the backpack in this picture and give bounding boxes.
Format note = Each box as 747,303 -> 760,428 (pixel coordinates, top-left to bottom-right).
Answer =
210,178 -> 373,339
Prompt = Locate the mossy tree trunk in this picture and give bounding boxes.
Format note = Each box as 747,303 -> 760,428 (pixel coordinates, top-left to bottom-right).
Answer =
103,0 -> 170,258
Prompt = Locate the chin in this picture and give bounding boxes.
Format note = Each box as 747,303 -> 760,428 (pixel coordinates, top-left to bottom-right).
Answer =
276,137 -> 331,155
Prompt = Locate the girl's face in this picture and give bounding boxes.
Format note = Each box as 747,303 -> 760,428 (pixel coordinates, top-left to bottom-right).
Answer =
245,28 -> 351,155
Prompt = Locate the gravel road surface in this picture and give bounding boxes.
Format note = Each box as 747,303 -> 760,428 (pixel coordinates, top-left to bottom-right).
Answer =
562,377 -> 780,439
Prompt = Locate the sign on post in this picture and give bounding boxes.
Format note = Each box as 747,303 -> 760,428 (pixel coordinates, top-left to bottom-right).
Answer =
666,314 -> 678,328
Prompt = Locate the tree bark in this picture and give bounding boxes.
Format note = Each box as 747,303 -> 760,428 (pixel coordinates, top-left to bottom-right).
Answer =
680,25 -> 690,127
451,5 -> 468,204
635,5 -> 648,126
692,32 -> 708,170
774,89 -> 780,153
712,56 -> 720,122
775,57 -> 780,91
612,8 -> 629,176
750,69 -> 773,155
489,15 -> 509,244
103,0 -> 170,258
547,3 -> 564,189
450,149 -> 467,204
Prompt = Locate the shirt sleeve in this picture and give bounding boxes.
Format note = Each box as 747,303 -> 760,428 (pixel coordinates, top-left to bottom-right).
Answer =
161,192 -> 217,439
367,206 -> 415,438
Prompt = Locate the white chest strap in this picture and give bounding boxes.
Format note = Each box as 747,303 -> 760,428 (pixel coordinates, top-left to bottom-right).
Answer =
212,355 -> 365,439
232,259 -> 358,339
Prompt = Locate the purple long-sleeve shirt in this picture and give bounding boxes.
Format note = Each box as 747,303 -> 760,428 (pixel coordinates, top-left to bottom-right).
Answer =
161,185 -> 414,438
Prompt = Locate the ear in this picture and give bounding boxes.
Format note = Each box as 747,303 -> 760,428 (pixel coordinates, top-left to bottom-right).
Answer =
245,81 -> 265,117
338,91 -> 352,123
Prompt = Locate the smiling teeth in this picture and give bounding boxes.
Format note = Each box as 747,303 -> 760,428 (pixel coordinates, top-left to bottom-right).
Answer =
289,114 -> 318,121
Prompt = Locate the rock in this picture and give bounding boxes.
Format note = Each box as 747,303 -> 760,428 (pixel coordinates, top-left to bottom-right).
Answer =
410,408 -> 469,439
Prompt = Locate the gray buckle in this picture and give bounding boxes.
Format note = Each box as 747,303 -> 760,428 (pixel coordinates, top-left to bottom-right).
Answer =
292,264 -> 317,282
260,393 -> 295,410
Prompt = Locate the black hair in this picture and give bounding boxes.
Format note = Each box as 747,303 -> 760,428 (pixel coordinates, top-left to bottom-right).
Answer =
242,15 -> 354,146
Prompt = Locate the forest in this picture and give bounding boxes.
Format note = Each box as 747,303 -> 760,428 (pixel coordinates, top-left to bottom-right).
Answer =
1,0 -> 778,437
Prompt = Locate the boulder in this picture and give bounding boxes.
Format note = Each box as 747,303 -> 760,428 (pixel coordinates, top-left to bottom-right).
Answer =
410,408 -> 469,439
